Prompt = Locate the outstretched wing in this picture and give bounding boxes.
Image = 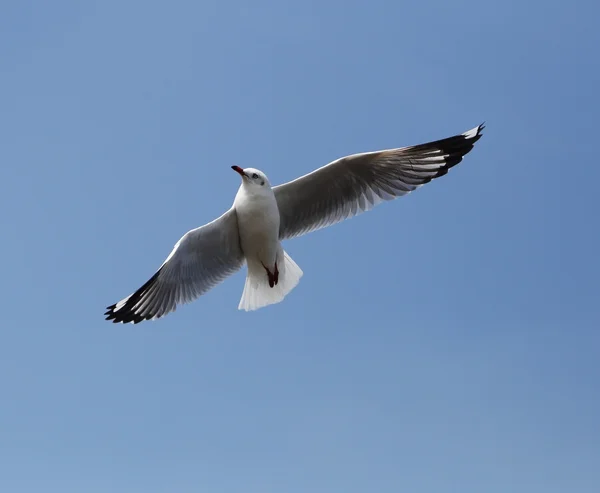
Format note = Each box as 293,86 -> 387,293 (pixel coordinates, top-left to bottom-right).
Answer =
274,124 -> 484,240
105,208 -> 244,324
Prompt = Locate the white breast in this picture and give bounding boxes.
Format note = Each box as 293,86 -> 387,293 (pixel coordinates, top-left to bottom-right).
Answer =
233,184 -> 281,266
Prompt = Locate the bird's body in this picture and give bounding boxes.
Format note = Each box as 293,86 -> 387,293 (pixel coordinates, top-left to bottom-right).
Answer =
234,174 -> 280,273
232,167 -> 303,311
105,123 -> 485,323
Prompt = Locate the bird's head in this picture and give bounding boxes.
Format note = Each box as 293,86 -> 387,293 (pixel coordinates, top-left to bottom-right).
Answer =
231,166 -> 271,189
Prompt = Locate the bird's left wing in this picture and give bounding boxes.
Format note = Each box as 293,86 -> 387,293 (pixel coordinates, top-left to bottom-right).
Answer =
274,124 -> 484,240
105,208 -> 244,324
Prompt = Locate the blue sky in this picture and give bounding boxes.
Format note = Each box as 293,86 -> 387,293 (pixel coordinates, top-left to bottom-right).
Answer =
1,0 -> 599,492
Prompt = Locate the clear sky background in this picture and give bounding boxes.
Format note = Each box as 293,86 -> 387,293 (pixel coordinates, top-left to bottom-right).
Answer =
1,1 -> 599,492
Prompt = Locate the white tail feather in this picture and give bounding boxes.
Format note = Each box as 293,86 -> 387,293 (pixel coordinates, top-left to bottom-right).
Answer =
238,250 -> 303,311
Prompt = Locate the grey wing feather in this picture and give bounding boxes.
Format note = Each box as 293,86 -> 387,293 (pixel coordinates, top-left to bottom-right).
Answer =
105,208 -> 244,324
274,124 -> 484,240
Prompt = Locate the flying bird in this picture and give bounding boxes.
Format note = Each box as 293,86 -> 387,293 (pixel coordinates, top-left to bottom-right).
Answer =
105,124 -> 484,323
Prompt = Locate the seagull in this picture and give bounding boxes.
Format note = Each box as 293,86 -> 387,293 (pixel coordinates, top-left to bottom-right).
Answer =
105,123 -> 484,323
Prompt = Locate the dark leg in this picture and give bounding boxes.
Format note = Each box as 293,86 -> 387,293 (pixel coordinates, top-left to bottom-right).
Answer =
261,262 -> 275,288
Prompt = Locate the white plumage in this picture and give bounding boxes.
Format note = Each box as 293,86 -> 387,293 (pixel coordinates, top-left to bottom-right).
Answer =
105,123 -> 484,323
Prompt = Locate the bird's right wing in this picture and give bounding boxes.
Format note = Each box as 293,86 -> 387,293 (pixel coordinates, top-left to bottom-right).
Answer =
274,124 -> 484,240
105,208 -> 244,324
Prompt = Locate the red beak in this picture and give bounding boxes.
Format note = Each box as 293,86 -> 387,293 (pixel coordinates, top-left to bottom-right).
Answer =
231,165 -> 246,178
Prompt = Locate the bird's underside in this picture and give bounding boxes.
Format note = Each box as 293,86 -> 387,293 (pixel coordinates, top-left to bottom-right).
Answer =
105,123 -> 485,323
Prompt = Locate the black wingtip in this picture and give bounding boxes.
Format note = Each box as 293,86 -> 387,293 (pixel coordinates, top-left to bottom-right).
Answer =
392,122 -> 485,185
472,122 -> 486,138
104,269 -> 163,324
104,303 -> 147,324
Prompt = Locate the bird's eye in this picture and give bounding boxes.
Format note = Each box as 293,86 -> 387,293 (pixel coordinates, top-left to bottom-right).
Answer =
252,173 -> 258,179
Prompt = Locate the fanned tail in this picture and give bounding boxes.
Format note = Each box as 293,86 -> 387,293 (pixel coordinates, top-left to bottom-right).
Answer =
238,250 -> 303,311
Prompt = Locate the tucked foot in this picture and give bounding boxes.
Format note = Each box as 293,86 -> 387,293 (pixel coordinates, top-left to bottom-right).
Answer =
262,262 -> 276,288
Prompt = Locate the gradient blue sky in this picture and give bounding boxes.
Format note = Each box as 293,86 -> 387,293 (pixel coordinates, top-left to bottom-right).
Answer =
1,1 -> 599,492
